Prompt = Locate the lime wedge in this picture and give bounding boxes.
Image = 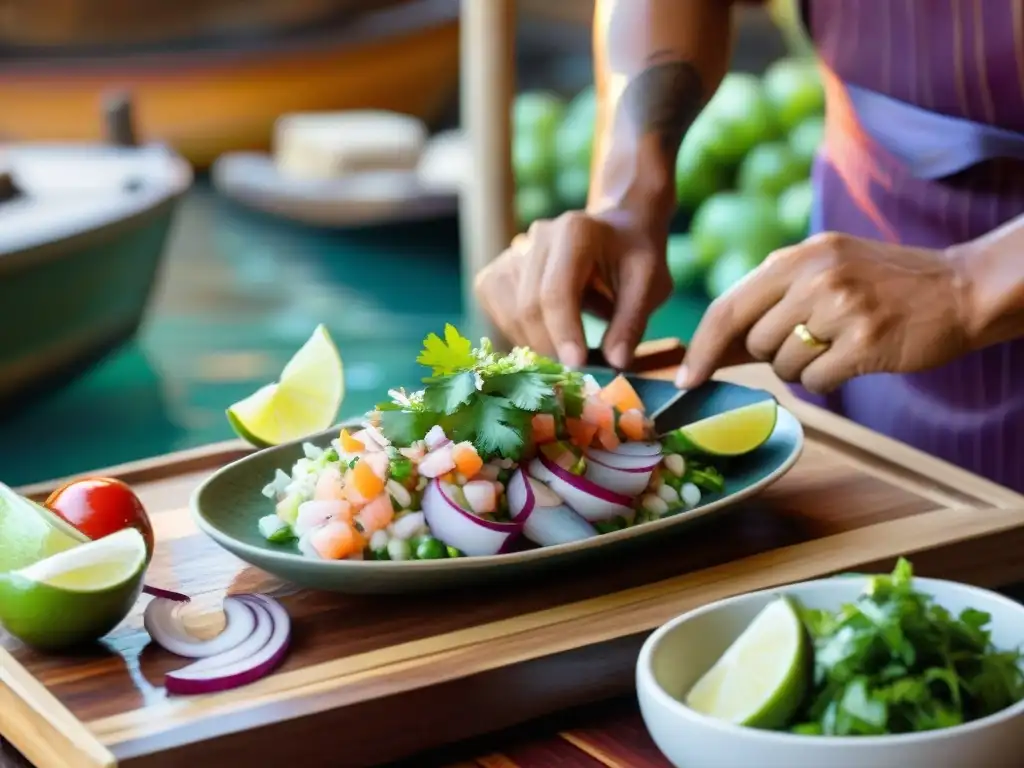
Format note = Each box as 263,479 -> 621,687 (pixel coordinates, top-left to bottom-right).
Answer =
684,595 -> 809,729
227,324 -> 344,447
0,527 -> 146,650
675,399 -> 778,456
0,482 -> 86,574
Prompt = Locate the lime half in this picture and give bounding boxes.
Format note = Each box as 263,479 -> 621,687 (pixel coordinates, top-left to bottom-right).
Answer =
675,399 -> 778,456
227,324 -> 345,447
684,595 -> 809,729
0,482 -> 86,574
0,527 -> 147,650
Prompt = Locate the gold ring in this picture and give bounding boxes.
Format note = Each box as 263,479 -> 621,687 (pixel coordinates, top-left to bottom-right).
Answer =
793,323 -> 829,350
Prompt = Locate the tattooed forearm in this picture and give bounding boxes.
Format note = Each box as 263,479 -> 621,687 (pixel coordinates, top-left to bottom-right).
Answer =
621,53 -> 704,154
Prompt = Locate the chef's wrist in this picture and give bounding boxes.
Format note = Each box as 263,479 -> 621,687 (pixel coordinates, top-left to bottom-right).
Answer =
947,237 -> 1024,351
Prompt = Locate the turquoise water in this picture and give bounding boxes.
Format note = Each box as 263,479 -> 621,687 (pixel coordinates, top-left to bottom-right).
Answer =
0,182 -> 708,487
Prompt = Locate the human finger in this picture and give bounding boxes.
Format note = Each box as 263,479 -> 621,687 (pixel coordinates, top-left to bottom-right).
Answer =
516,226 -> 560,358
601,251 -> 659,370
474,255 -> 526,347
538,213 -> 599,367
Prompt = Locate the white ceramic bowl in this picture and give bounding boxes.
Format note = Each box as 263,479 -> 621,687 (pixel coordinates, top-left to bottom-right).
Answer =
636,575 -> 1024,768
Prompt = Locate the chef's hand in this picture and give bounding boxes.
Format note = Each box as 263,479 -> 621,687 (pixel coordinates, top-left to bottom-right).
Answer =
474,210 -> 673,370
676,232 -> 973,394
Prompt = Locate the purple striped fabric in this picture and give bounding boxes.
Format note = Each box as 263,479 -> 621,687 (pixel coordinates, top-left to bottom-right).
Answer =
791,0 -> 1024,492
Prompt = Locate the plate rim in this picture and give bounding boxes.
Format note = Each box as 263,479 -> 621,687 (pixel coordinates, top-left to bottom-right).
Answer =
190,388 -> 804,574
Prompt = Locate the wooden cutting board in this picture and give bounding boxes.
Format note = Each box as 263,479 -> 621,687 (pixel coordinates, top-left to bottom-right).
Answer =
4,343 -> 1024,768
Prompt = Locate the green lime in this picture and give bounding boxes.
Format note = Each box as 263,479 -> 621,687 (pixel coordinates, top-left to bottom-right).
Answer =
666,234 -> 704,291
685,594 -> 808,729
513,91 -> 565,153
227,323 -> 345,447
554,110 -> 594,173
512,134 -> 554,187
788,115 -> 824,167
704,248 -> 764,298
675,122 -> 732,211
778,179 -> 814,242
554,166 -> 590,209
691,193 -> 787,266
763,58 -> 825,132
515,185 -> 557,229
737,141 -> 808,199
700,73 -> 780,164
0,483 -> 85,574
673,398 -> 778,456
0,527 -> 147,650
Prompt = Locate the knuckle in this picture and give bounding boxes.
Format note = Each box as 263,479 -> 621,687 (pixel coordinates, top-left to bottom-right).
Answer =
806,231 -> 849,252
538,285 -> 563,312
745,334 -> 774,363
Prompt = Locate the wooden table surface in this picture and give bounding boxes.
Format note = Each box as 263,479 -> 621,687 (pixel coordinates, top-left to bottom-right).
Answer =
4,356 -> 1024,768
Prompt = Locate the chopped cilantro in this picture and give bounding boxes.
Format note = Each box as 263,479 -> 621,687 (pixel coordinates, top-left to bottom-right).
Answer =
788,558 -> 1024,736
370,325 -> 584,460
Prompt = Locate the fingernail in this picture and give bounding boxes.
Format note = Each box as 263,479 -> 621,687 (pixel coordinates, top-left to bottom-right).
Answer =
607,344 -> 630,370
675,364 -> 692,388
558,343 -> 585,368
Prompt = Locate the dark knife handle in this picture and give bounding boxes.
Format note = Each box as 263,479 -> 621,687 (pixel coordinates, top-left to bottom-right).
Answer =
586,338 -> 685,374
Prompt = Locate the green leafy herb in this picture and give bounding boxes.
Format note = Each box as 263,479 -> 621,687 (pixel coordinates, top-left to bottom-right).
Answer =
371,325 -> 584,460
788,558 -> 1024,736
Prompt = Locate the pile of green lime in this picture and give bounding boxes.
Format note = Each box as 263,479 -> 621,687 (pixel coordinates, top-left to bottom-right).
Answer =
511,54 -> 825,300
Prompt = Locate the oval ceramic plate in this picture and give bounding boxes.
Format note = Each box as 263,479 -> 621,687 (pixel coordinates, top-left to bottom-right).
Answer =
192,376 -> 803,593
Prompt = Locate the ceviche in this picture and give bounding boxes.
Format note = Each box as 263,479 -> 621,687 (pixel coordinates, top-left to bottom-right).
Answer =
259,325 -> 736,561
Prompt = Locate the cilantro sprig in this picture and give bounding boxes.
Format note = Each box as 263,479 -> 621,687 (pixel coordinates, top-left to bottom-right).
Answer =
789,558 -> 1024,736
371,324 -> 583,459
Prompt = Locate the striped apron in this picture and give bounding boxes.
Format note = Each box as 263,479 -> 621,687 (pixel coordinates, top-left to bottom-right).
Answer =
791,0 -> 1024,492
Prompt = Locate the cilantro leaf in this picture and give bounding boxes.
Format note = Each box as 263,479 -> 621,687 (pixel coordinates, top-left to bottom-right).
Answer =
422,371 -> 477,414
472,396 -> 527,458
483,372 -> 555,412
376,406 -> 435,445
416,323 -> 476,375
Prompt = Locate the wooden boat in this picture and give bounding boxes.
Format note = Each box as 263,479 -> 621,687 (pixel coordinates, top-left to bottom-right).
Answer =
0,0 -> 460,168
0,103 -> 192,414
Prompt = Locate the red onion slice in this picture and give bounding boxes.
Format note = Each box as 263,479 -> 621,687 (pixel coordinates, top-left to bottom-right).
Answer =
143,585 -> 191,602
165,594 -> 291,695
613,441 -> 663,456
585,448 -> 662,472
584,459 -> 655,498
504,469 -> 535,524
522,504 -> 598,546
530,455 -> 633,522
421,479 -> 521,556
144,595 -> 257,658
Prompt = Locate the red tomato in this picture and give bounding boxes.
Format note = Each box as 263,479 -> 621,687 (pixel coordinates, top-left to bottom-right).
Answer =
46,477 -> 155,561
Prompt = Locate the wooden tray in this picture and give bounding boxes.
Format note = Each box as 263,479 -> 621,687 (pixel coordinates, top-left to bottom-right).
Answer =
4,345 -> 1024,768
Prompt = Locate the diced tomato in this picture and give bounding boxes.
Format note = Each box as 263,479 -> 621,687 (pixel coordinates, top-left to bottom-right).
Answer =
597,427 -> 621,450
582,397 -> 615,431
339,428 -> 365,453
350,460 -> 385,499
530,413 -> 557,445
357,493 -> 395,534
451,441 -> 484,479
311,521 -> 363,560
598,374 -> 645,414
565,417 -> 599,449
618,408 -> 648,442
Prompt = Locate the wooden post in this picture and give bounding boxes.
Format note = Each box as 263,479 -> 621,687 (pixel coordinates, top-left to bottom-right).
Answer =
459,0 -> 516,348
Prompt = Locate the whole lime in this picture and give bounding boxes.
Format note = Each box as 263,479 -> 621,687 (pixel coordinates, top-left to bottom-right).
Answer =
676,121 -> 732,211
554,111 -> 594,173
762,58 -> 825,132
691,192 -> 788,266
777,179 -> 814,242
555,166 -> 590,209
513,91 -> 566,141
666,234 -> 704,291
737,141 -> 809,199
704,249 -> 765,299
788,115 -> 825,167
513,134 -> 553,187
515,185 -> 557,229
700,73 -> 780,164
